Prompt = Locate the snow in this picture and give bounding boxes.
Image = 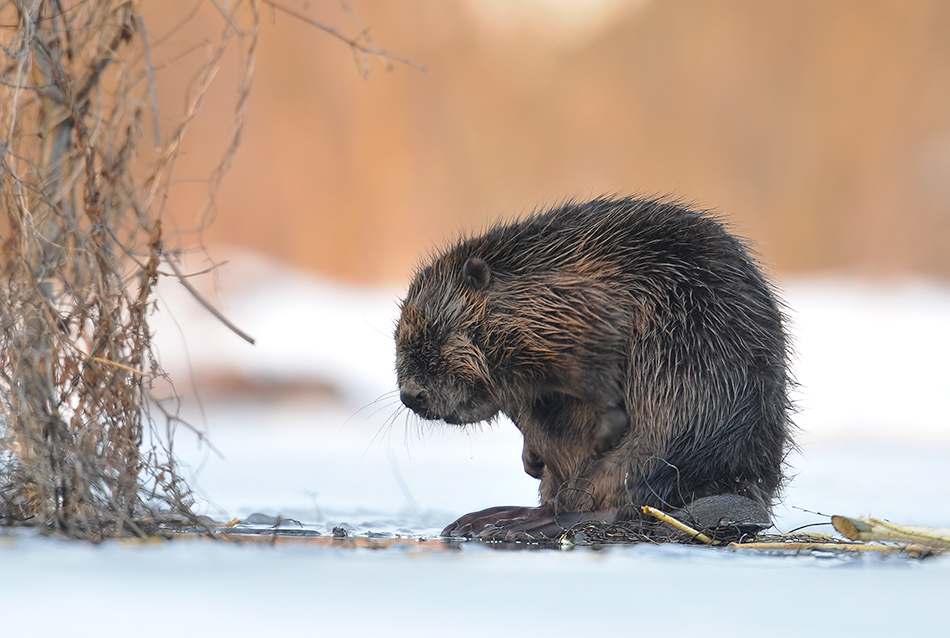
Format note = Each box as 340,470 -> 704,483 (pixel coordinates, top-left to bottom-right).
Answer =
785,279 -> 950,446
3,252 -> 949,635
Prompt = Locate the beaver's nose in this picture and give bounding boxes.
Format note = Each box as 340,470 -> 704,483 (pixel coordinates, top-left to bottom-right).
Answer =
399,380 -> 427,414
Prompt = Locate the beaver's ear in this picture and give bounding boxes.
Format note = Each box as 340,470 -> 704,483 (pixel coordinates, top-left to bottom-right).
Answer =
463,257 -> 490,290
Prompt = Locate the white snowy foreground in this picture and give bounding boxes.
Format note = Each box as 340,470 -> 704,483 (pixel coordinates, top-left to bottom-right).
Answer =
3,254 -> 949,636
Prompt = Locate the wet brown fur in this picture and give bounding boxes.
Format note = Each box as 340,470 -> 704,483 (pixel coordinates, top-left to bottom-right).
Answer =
395,197 -> 793,520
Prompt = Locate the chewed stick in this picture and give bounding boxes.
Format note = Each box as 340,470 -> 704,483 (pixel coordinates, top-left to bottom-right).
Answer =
642,505 -> 714,545
833,515 -> 950,549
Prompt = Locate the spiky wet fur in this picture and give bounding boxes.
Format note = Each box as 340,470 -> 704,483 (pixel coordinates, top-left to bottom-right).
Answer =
395,197 -> 793,515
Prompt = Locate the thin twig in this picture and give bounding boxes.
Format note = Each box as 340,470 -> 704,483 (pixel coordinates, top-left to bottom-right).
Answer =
90,356 -> 147,377
135,14 -> 160,148
260,0 -> 425,75
165,258 -> 256,345
197,0 -> 259,231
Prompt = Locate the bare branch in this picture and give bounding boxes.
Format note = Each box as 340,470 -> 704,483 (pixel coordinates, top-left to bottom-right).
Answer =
165,257 -> 256,346
259,0 -> 425,76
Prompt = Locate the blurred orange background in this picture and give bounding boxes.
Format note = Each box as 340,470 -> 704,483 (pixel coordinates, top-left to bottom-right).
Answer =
144,0 -> 950,284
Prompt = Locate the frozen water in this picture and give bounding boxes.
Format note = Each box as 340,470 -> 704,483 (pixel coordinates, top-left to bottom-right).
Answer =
2,532 -> 948,635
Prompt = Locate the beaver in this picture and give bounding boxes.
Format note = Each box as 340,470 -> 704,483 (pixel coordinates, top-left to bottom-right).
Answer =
394,197 -> 792,540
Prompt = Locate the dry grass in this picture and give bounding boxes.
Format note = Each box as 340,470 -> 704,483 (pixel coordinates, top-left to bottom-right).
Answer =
0,0 -> 412,540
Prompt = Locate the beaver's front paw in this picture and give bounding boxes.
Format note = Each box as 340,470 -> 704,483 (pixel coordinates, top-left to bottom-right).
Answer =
521,444 -> 544,478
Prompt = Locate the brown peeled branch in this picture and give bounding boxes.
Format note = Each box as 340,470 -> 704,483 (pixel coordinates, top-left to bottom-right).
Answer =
832,515 -> 950,549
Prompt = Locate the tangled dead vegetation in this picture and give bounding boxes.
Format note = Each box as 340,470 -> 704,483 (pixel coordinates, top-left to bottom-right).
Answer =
0,0 -> 412,540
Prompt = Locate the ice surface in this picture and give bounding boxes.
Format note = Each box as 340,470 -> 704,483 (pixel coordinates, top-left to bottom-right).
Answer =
2,534 -> 948,635
3,253 -> 949,635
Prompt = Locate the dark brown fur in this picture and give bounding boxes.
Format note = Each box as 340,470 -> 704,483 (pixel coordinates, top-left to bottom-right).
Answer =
395,197 -> 793,537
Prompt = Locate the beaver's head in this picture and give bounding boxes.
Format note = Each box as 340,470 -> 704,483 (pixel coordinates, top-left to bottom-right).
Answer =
395,254 -> 498,425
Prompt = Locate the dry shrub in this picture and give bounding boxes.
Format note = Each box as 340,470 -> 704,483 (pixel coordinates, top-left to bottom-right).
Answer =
0,0 -> 413,539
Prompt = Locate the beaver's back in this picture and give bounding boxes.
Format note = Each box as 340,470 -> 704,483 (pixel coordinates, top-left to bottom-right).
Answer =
465,199 -> 791,511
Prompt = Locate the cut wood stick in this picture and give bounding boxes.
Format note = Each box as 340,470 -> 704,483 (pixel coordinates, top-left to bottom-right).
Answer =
832,515 -> 950,549
641,505 -> 714,544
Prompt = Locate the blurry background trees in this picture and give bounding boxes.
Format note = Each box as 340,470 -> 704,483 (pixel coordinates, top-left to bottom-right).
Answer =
148,0 -> 950,282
